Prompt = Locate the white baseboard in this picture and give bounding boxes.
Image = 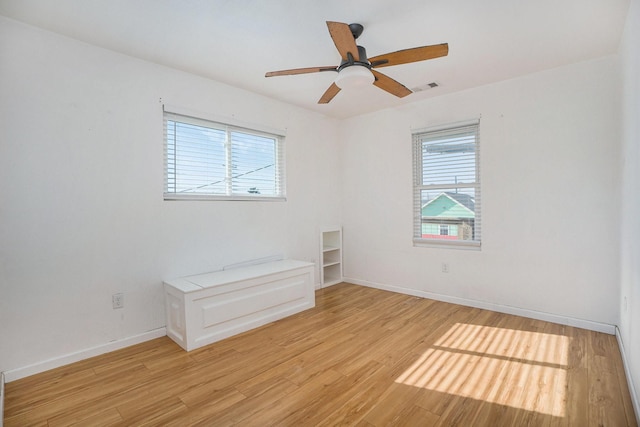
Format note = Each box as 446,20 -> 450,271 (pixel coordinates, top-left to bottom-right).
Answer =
3,328 -> 166,383
315,280 -> 343,290
345,277 -> 616,335
616,327 -> 640,425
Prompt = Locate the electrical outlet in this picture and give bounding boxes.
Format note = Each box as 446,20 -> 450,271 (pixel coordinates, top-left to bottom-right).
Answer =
442,263 -> 449,273
112,293 -> 124,309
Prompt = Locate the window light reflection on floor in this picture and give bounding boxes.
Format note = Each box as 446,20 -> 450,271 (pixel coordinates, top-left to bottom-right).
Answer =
395,323 -> 569,417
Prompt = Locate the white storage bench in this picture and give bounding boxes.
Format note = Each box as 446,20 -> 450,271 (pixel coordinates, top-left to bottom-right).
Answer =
163,259 -> 315,351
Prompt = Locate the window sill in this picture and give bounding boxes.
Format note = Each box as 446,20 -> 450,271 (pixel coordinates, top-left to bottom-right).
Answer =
413,238 -> 481,251
164,193 -> 287,202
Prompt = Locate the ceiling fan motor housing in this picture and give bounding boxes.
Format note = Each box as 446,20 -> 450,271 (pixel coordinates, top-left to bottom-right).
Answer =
338,45 -> 371,71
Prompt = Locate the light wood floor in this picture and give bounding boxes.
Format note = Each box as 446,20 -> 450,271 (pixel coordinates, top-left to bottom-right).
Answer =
4,283 -> 638,426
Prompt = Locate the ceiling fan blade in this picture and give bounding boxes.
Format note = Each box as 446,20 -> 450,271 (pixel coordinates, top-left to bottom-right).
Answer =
371,70 -> 412,98
266,66 -> 336,77
318,82 -> 341,104
327,21 -> 360,61
369,43 -> 448,68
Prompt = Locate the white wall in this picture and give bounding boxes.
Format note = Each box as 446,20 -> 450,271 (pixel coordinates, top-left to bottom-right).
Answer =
341,56 -> 621,328
619,0 -> 640,415
0,9 -> 632,390
0,17 -> 341,375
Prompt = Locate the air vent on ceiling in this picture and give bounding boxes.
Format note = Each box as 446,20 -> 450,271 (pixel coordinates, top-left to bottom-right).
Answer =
411,82 -> 440,92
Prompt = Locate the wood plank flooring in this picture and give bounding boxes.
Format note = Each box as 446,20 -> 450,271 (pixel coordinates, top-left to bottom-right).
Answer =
4,283 -> 638,426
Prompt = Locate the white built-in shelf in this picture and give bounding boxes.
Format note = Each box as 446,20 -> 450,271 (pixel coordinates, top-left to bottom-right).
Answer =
323,261 -> 340,268
320,228 -> 342,287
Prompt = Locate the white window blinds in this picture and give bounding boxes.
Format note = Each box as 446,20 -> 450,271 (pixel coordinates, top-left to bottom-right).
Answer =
413,121 -> 481,248
164,111 -> 285,201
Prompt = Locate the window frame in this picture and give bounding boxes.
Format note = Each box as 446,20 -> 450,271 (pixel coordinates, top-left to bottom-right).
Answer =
163,109 -> 286,202
412,120 -> 481,249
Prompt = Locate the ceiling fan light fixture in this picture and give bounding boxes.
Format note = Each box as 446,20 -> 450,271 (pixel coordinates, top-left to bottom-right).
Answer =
334,65 -> 374,89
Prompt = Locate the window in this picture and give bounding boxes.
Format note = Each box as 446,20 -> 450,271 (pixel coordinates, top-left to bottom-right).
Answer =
413,121 -> 480,248
163,110 -> 285,201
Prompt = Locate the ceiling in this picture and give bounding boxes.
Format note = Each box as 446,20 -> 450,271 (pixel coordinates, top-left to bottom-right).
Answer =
0,0 -> 630,119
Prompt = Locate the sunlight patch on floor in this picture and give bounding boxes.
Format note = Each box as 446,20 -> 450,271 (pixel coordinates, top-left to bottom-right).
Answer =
396,323 -> 569,417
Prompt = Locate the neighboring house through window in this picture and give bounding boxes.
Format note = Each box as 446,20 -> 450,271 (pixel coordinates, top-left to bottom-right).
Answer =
413,120 -> 481,248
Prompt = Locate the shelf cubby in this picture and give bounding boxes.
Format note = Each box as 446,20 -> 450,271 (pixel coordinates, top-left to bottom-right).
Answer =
320,228 -> 342,287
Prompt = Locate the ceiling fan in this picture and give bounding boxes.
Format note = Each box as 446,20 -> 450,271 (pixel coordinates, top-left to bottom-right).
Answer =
265,21 -> 448,104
